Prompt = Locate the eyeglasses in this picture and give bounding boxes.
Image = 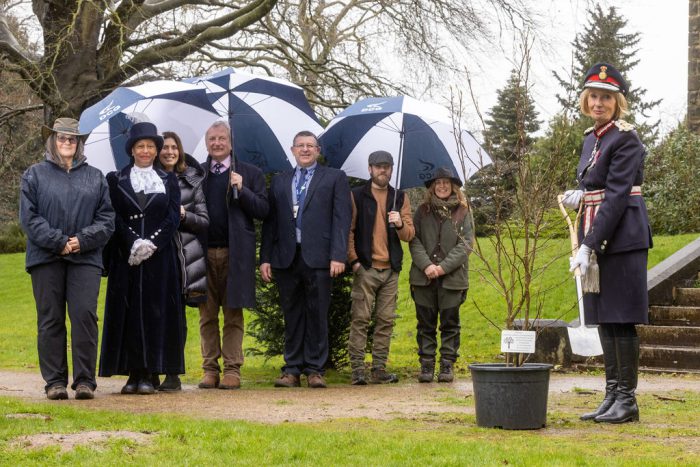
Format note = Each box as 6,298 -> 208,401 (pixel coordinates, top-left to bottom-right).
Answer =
57,135 -> 78,145
292,144 -> 318,149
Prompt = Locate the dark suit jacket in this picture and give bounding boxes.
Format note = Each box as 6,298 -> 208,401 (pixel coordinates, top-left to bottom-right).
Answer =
576,122 -> 653,255
261,164 -> 351,269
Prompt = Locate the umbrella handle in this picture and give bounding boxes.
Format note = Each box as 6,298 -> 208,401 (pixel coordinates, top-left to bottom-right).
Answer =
230,151 -> 239,200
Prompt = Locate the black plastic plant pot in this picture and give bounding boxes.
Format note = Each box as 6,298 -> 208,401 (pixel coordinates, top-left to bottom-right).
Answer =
468,362 -> 553,430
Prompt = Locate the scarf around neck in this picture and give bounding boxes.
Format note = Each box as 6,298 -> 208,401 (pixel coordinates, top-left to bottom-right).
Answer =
130,165 -> 165,194
430,194 -> 461,219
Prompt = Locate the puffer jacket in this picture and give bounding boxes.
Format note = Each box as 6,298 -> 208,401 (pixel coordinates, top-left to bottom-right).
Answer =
175,154 -> 209,305
20,153 -> 115,271
409,202 -> 474,290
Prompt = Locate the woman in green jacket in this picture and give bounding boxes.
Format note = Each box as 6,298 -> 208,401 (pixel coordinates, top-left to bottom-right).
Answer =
409,167 -> 474,383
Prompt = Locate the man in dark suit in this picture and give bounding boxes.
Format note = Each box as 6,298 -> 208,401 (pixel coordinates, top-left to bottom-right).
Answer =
260,130 -> 351,388
198,121 -> 269,390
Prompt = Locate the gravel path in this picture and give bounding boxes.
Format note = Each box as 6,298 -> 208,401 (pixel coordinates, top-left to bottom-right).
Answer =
1,370 -> 698,424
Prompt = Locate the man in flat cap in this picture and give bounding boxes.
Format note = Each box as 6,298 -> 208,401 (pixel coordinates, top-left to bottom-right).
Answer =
347,150 -> 415,385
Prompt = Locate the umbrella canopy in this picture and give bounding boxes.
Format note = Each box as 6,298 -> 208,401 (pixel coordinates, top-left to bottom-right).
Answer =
319,96 -> 491,189
79,80 -> 219,174
184,68 -> 323,173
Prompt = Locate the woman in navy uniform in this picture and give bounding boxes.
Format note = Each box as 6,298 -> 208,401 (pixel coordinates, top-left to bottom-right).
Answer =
564,63 -> 652,423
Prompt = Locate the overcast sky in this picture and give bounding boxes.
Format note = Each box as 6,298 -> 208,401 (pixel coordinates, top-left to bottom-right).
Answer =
451,0 -> 687,136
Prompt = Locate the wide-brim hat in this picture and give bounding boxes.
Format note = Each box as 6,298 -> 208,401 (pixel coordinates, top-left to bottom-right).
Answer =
583,62 -> 628,96
41,117 -> 87,141
423,166 -> 463,188
125,122 -> 164,156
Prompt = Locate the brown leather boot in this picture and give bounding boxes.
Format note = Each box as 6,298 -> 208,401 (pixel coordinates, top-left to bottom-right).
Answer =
198,372 -> 220,389
47,385 -> 68,400
274,373 -> 301,388
307,373 -> 327,388
219,373 -> 241,390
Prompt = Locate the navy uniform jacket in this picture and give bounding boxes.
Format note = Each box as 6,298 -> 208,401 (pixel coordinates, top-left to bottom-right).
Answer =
261,164 -> 351,269
576,121 -> 653,255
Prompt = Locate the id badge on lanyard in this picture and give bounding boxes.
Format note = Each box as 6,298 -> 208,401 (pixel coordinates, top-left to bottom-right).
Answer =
293,204 -> 299,219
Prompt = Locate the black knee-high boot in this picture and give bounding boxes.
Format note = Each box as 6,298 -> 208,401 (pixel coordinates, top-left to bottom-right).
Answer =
596,331 -> 639,423
581,325 -> 618,420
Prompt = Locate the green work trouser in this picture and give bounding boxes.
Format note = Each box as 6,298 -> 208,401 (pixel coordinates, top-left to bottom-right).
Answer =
348,267 -> 399,371
412,283 -> 466,363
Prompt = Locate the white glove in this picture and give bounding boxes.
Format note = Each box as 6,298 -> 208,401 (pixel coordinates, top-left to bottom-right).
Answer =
562,189 -> 583,209
128,239 -> 157,266
570,244 -> 592,275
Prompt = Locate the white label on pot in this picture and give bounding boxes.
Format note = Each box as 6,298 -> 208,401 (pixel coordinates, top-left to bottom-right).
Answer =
500,330 -> 536,353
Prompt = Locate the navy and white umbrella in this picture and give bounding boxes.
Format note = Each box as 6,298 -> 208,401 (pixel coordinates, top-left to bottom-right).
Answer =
319,96 -> 491,189
79,80 -> 219,174
184,68 -> 323,173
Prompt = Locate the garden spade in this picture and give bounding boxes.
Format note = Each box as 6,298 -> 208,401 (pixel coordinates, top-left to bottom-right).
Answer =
557,195 -> 603,357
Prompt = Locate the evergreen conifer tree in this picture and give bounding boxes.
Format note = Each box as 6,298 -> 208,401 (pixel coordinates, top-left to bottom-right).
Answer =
484,70 -> 540,163
553,3 -> 660,142
471,68 -> 539,234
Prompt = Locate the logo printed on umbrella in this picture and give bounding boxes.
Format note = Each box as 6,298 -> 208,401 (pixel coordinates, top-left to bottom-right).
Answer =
361,102 -> 386,112
417,160 -> 437,180
98,100 -> 121,121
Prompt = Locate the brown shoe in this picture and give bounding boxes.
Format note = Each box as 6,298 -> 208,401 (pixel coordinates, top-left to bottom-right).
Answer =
219,373 -> 241,390
74,384 -> 95,400
307,373 -> 327,388
274,373 -> 301,388
46,385 -> 68,400
198,373 -> 220,389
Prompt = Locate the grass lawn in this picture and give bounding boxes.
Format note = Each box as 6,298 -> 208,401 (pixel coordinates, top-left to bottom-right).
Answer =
0,234 -> 697,383
0,390 -> 698,464
0,234 -> 698,464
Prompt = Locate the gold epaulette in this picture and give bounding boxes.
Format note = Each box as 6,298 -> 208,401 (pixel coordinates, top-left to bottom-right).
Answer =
614,120 -> 634,132
584,126 -> 595,135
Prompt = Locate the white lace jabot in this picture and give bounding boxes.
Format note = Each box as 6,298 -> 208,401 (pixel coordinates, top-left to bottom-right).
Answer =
130,165 -> 165,194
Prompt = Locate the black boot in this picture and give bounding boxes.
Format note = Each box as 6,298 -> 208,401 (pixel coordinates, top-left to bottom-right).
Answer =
159,374 -> 182,391
137,369 -> 156,395
595,335 -> 639,423
121,372 -> 139,395
580,326 -> 617,421
437,360 -> 454,383
418,359 -> 435,383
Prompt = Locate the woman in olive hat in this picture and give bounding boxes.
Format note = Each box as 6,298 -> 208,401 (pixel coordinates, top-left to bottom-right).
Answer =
563,63 -> 652,423
408,167 -> 474,383
19,117 -> 115,400
99,121 -> 185,395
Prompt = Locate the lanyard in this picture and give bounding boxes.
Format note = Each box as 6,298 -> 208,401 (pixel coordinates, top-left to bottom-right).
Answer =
295,169 -> 312,202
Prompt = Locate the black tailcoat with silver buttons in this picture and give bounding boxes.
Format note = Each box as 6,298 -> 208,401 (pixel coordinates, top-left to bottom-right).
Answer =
99,164 -> 185,376
576,121 -> 653,324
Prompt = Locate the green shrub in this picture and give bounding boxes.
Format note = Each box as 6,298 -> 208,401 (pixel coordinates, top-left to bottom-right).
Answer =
0,222 -> 26,253
645,124 -> 700,234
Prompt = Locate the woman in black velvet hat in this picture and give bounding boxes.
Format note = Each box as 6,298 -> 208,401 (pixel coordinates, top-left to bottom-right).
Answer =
563,63 -> 652,423
99,121 -> 185,395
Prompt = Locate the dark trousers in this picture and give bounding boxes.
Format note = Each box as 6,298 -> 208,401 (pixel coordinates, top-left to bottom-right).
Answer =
413,284 -> 465,363
274,249 -> 331,375
30,261 -> 101,391
415,304 -> 461,363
